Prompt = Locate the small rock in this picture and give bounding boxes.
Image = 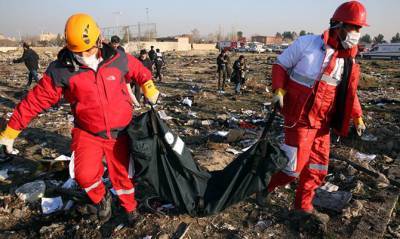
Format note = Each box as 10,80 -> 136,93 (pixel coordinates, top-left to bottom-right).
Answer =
39,223 -> 65,238
383,155 -> 394,164
346,165 -> 357,176
12,208 -> 23,218
158,234 -> 169,239
343,200 -> 364,219
351,180 -> 366,195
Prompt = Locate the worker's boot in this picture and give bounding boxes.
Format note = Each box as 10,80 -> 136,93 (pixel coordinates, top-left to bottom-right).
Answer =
97,190 -> 112,223
255,190 -> 272,208
290,209 -> 330,235
126,210 -> 142,225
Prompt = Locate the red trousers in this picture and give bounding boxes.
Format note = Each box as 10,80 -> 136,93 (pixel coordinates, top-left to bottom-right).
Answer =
71,128 -> 137,212
267,124 -> 330,211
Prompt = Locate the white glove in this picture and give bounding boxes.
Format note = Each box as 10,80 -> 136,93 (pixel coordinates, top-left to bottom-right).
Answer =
354,117 -> 366,136
356,122 -> 366,136
0,137 -> 15,154
272,88 -> 286,109
0,126 -> 21,155
272,94 -> 284,109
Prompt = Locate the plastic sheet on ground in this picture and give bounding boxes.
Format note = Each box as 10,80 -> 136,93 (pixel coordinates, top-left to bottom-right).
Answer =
41,196 -> 63,214
313,189 -> 352,212
15,180 -> 46,202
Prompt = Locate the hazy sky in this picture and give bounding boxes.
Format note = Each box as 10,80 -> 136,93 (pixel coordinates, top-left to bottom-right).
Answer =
0,0 -> 398,40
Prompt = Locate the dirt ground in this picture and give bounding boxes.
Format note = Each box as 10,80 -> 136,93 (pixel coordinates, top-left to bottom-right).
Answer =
0,47 -> 399,238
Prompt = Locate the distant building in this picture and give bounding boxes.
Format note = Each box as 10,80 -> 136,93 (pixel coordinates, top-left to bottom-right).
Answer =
251,35 -> 283,45
39,32 -> 57,41
156,36 -> 189,44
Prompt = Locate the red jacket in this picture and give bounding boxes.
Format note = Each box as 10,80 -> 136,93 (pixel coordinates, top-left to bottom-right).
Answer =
8,44 -> 152,139
272,32 -> 362,136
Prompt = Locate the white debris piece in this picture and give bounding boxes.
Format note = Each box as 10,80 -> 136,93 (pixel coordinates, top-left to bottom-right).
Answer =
15,180 -> 46,202
255,220 -> 273,230
187,111 -> 198,118
41,196 -> 63,214
354,152 -> 376,163
226,148 -> 241,155
319,182 -> 339,192
182,97 -> 192,107
158,110 -> 173,120
215,131 -> 229,137
54,155 -> 71,161
0,169 -> 9,181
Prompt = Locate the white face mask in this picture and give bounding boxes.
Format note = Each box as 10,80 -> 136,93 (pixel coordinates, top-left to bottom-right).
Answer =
73,53 -> 101,71
341,31 -> 361,49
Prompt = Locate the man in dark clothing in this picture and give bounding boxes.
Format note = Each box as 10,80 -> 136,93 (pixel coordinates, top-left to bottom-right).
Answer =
232,55 -> 247,94
154,49 -> 165,82
216,50 -> 228,93
138,49 -> 153,71
132,49 -> 154,106
110,35 -> 125,52
224,51 -> 232,79
148,46 -> 157,63
13,42 -> 39,88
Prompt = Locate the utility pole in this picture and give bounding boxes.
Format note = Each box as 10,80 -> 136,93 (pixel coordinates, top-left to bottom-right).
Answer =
146,8 -> 150,41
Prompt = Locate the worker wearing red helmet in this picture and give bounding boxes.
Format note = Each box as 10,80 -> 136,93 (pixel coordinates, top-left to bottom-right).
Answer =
257,1 -> 368,225
0,14 -> 160,224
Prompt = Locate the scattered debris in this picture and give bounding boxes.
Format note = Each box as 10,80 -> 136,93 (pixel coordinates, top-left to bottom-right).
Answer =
15,180 -> 46,202
182,97 -> 193,107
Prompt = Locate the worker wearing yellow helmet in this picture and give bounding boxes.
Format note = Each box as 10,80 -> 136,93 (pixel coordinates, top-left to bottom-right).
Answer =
0,13 -> 160,224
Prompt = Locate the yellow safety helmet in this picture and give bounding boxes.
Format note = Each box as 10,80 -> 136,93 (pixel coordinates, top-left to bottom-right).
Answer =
64,13 -> 101,52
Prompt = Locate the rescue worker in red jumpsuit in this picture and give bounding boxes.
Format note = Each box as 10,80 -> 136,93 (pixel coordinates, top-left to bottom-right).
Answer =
256,1 -> 368,224
0,14 -> 160,224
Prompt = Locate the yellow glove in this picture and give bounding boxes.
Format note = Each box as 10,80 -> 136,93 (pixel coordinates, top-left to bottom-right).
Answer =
272,88 -> 286,109
354,117 -> 366,136
0,126 -> 21,154
141,80 -> 160,105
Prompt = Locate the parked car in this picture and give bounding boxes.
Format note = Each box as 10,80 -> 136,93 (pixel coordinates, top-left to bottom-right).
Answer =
235,47 -> 249,52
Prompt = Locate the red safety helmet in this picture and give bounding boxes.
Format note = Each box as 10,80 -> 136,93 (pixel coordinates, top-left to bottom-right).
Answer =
331,1 -> 369,27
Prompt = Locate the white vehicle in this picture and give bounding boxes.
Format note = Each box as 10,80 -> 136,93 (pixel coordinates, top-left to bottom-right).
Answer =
248,42 -> 266,53
361,43 -> 400,60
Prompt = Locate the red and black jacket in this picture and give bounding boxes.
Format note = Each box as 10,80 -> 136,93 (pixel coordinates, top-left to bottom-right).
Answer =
8,43 -> 152,139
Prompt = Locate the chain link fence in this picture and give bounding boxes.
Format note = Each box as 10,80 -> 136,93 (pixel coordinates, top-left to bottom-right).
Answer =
101,23 -> 157,43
